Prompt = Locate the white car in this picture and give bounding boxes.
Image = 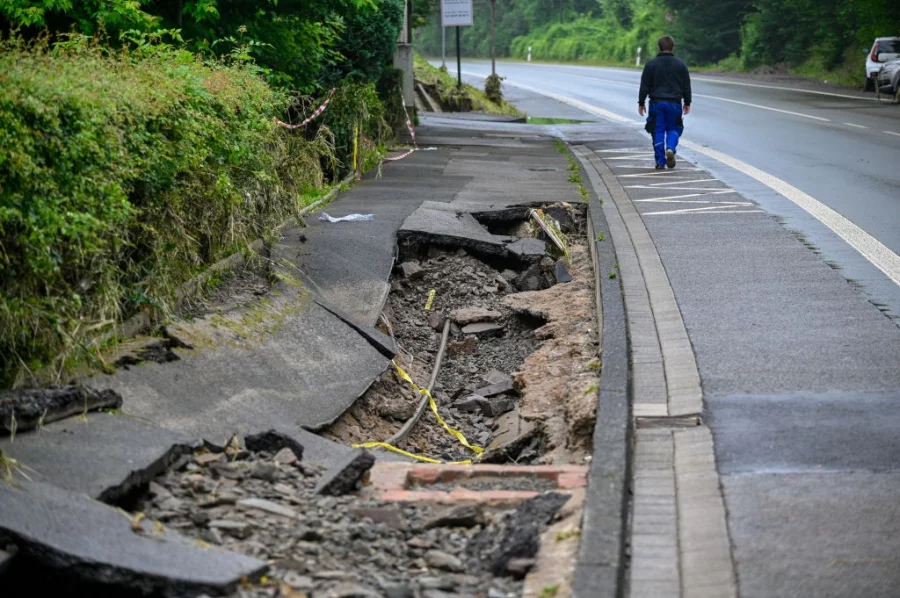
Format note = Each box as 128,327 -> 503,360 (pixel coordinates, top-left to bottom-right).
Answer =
866,37 -> 900,91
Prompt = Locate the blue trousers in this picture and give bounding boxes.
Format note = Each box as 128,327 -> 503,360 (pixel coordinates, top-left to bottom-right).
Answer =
646,101 -> 684,167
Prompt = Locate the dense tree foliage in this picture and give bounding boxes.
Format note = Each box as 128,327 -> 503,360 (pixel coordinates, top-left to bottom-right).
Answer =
0,1 -> 407,386
1,0 -> 405,91
415,0 -> 900,72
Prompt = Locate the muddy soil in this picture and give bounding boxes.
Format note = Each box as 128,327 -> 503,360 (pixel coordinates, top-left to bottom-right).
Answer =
136,448 -> 573,598
324,204 -> 599,466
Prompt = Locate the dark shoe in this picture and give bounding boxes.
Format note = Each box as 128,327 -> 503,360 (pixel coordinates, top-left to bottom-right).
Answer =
655,164 -> 665,170
666,149 -> 676,168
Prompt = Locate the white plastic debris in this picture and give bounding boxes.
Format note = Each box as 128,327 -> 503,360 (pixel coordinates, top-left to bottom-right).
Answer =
318,212 -> 374,223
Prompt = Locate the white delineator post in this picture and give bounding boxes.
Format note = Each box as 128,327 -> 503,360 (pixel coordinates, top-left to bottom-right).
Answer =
636,46 -> 642,67
528,46 -> 532,62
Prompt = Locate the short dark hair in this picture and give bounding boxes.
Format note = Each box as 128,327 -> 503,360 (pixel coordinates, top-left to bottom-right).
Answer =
658,35 -> 675,52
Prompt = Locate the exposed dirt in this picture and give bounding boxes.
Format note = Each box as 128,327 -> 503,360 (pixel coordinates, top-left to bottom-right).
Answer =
178,260 -> 273,321
323,204 -> 599,466
503,243 -> 599,463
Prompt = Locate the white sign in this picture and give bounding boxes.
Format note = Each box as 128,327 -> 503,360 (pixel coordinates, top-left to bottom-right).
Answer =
442,0 -> 474,27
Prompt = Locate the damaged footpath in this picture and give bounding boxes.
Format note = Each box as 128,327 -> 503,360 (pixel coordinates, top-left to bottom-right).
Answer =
0,120 -> 608,598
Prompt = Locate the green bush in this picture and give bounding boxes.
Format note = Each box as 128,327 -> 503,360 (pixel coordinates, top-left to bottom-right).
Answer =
0,38 -> 334,386
509,0 -> 666,65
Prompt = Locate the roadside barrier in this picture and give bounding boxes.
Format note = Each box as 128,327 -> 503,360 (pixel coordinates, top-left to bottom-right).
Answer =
274,88 -> 335,129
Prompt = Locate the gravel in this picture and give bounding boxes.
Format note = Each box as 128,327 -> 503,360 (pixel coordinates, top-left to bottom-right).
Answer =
137,450 -> 533,598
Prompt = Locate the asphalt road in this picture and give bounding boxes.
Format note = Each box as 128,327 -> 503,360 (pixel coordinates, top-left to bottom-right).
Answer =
429,59 -> 900,596
449,59 -> 900,320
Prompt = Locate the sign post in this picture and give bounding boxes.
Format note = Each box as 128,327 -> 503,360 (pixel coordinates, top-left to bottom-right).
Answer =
441,0 -> 473,89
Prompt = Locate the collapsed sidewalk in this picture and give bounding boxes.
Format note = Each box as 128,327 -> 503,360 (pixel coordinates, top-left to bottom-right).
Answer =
0,115 -> 618,597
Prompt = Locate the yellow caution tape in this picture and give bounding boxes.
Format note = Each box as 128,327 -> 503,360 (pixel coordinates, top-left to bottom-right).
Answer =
391,361 -> 484,456
424,289 -> 436,311
352,441 -> 472,465
353,360 -> 484,464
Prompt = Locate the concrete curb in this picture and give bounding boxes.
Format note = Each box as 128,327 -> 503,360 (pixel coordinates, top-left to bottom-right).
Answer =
570,145 -> 632,598
110,173 -> 356,342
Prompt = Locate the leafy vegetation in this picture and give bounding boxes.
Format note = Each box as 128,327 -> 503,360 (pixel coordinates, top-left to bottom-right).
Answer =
413,54 -> 522,116
0,1 -> 407,387
414,0 -> 900,86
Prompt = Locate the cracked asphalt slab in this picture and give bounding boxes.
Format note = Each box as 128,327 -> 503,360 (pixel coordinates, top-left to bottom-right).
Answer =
0,126 -> 602,595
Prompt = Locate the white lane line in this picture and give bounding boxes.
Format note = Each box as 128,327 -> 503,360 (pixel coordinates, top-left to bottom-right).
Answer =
634,191 -> 737,202
644,207 -> 763,216
626,185 -> 736,192
885,131 -> 900,137
598,148 -> 650,153
473,79 -> 900,288
619,170 -> 707,178
682,139 -> 900,286
692,92 -> 831,122
507,71 -> 835,123
615,166 -> 702,172
610,165 -> 664,169
691,76 -> 877,101
460,70 -> 634,123
649,178 -> 721,186
845,122 -> 868,129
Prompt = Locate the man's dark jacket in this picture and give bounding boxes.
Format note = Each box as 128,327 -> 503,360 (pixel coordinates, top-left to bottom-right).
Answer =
638,53 -> 692,106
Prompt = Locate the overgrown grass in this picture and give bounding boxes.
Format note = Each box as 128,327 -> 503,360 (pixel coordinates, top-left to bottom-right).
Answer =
0,37 -> 345,387
413,54 -> 522,117
701,48 -> 867,89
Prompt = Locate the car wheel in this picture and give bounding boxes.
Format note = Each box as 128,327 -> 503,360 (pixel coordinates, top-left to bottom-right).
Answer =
865,78 -> 874,92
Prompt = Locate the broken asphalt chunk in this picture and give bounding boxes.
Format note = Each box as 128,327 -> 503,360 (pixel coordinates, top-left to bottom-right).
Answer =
467,493 -> 570,577
399,261 -> 425,280
480,408 -> 539,464
450,307 -> 502,326
315,448 -> 375,496
554,260 -> 572,284
424,505 -> 484,530
0,480 -> 266,596
460,322 -> 505,338
0,411 -> 193,503
504,238 -> 548,261
236,498 -> 298,519
244,429 -> 305,462
0,386 -> 122,435
474,379 -> 514,398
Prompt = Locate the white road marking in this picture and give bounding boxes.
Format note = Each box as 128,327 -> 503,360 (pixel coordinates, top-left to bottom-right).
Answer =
682,139 -> 900,286
691,76 -> 876,101
644,206 -> 763,216
633,191 -> 737,202
494,69 -> 835,123
460,70 -> 634,123
648,178 -> 721,186
460,73 -> 900,288
619,170 -> 708,178
692,92 -> 831,122
610,165 -> 665,169
626,185 -> 736,192
844,122 -> 868,129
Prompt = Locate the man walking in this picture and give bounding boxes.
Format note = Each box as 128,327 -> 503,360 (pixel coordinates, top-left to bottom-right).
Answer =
638,35 -> 692,169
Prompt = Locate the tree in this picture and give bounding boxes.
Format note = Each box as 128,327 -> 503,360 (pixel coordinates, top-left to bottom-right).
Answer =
666,0 -> 752,64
